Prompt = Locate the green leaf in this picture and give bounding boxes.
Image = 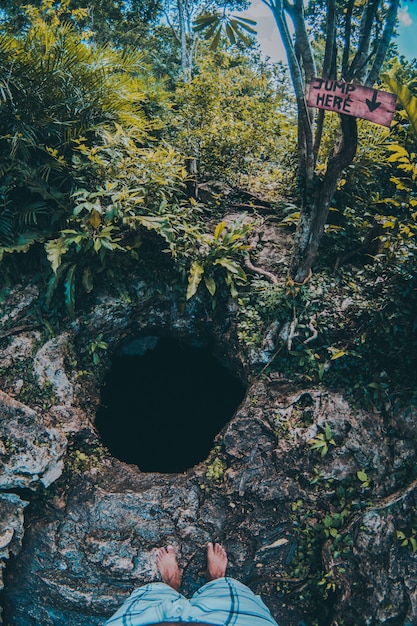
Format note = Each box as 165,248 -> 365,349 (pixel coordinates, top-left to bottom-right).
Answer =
381,73 -> 417,137
45,262 -> 69,308
209,26 -> 222,50
330,349 -> 347,360
204,275 -> 216,296
230,18 -> 257,34
64,263 -> 77,319
193,14 -> 219,32
232,16 -> 257,26
324,422 -> 332,440
214,221 -> 227,240
45,238 -> 69,273
0,231 -> 44,261
323,515 -> 333,528
214,257 -> 246,278
225,23 -> 236,45
82,267 -> 93,293
357,470 -> 368,483
202,21 -> 221,41
186,261 -> 204,300
232,26 -> 252,46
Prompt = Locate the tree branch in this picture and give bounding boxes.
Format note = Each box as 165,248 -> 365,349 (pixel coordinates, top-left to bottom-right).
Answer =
341,0 -> 354,78
347,0 -> 380,82
291,0 -> 316,84
313,0 -> 336,165
264,0 -> 314,191
366,0 -> 400,86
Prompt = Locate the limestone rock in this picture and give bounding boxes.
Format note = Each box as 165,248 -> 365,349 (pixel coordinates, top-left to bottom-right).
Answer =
0,494 -> 28,624
0,390 -> 67,490
0,277 -> 416,626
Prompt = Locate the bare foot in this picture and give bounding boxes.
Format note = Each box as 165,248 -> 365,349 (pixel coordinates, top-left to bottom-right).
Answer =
156,545 -> 181,592
207,542 -> 228,581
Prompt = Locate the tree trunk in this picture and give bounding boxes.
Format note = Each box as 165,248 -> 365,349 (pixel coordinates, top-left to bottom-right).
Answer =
177,0 -> 190,80
264,0 -> 399,283
290,115 -> 358,282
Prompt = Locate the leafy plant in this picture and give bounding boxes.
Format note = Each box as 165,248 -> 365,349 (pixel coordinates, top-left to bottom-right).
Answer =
382,69 -> 417,138
309,423 -> 336,458
396,529 -> 417,552
186,216 -> 252,301
0,1 -> 169,271
356,470 -> 370,489
87,334 -> 109,365
205,457 -> 225,482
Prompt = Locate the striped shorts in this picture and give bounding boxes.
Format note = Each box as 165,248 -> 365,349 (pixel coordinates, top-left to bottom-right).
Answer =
103,577 -> 279,625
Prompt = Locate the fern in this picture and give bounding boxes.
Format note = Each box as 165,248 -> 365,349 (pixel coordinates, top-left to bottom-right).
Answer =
0,206 -> 13,244
17,200 -> 49,228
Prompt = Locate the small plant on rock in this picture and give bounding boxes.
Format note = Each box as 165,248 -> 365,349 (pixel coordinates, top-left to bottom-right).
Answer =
309,422 -> 336,458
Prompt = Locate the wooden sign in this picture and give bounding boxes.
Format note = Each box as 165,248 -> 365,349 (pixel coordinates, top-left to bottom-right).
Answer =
307,78 -> 397,127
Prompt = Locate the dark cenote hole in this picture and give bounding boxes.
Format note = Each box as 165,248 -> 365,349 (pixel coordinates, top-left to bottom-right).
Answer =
95,337 -> 247,473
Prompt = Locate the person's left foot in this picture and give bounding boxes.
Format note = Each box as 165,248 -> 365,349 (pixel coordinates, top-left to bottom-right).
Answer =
156,545 -> 181,592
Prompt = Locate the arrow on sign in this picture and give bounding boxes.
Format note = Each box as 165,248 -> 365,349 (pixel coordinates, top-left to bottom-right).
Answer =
366,91 -> 381,112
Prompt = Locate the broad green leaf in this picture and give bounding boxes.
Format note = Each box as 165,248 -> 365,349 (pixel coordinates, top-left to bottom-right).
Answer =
214,221 -> 227,240
330,349 -> 347,360
101,238 -> 114,251
382,73 -> 417,137
0,232 -> 43,261
323,515 -> 333,528
204,275 -> 216,296
82,267 -> 93,293
186,261 -> 204,300
214,257 -> 246,278
45,238 -> 68,273
89,208 -> 101,229
357,470 -> 368,482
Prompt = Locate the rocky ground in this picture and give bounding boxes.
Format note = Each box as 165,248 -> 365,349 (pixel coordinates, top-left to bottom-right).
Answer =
0,215 -> 416,626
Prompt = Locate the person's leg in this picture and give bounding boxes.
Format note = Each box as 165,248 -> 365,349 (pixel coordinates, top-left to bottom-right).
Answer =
156,545 -> 182,592
104,546 -> 185,625
189,543 -> 279,626
103,582 -> 182,625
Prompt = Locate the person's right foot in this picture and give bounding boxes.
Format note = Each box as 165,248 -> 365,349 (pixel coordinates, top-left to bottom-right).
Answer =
207,542 -> 228,581
156,545 -> 181,592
